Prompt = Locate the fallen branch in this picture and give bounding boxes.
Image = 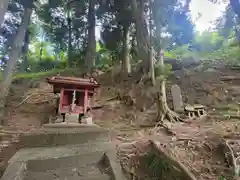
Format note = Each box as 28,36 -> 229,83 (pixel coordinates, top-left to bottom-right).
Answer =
15,94 -> 33,108
92,105 -> 105,109
106,96 -> 118,102
30,97 -> 56,104
220,76 -> 240,81
224,140 -> 240,178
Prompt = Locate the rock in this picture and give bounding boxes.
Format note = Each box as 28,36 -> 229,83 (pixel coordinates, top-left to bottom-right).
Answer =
171,84 -> 184,112
204,68 -> 217,72
181,56 -> 200,68
164,58 -> 183,70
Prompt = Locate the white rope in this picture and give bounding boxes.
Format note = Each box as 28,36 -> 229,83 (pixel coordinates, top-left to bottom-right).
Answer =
71,90 -> 76,111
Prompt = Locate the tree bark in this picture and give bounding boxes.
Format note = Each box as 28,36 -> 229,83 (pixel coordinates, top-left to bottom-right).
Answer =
0,0 -> 9,28
148,0 -> 155,85
131,0 -> 150,73
20,26 -> 31,72
67,8 -> 72,67
122,24 -> 131,75
156,50 -> 182,123
0,7 -> 32,125
39,33 -> 44,61
229,0 -> 240,41
230,0 -> 240,17
85,0 -> 96,72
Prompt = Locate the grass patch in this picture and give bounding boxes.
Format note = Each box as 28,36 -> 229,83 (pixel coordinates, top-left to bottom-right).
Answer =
12,68 -> 81,81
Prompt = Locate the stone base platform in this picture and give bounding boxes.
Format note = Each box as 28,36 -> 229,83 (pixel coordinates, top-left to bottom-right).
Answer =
43,123 -> 99,130
1,126 -> 127,180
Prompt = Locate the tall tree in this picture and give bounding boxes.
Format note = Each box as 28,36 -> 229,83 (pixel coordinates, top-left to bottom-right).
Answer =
67,3 -> 72,67
122,23 -> 131,74
0,0 -> 9,27
85,0 -> 96,71
0,1 -> 33,125
20,27 -> 30,72
149,0 -> 155,85
131,0 -> 150,73
229,0 -> 240,17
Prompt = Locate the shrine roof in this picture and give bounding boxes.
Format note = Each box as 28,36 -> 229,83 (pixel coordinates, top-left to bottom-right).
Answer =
46,76 -> 100,88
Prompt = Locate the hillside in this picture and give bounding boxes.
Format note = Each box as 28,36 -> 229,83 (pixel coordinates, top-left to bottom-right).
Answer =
0,65 -> 240,179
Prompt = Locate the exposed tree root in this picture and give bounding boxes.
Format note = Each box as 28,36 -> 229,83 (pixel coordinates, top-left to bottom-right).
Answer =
149,140 -> 197,180
223,139 -> 240,178
156,79 -> 183,126
155,50 -> 183,127
118,140 -> 197,180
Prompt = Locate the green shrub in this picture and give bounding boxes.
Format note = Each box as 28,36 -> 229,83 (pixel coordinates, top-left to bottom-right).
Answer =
13,69 -> 65,80
155,64 -> 172,77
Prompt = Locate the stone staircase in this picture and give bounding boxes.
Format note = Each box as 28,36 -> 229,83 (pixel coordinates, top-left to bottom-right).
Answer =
23,151 -> 112,180
0,129 -> 21,177
1,126 -> 127,180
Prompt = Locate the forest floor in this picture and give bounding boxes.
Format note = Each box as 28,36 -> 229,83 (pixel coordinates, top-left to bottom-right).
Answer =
1,65 -> 240,179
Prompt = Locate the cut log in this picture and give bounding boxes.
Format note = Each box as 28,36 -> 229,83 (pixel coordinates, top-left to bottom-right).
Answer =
220,76 -> 240,81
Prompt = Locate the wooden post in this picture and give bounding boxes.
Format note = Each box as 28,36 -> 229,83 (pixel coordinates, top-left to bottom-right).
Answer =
59,88 -> 64,113
84,89 -> 88,113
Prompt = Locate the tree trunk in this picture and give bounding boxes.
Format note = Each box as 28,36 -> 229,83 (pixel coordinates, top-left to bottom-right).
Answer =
85,0 -> 96,72
229,0 -> 240,41
122,24 -> 131,75
20,26 -> 30,72
131,0 -> 150,73
67,8 -> 72,67
148,0 -> 155,85
230,0 -> 240,17
156,50 -> 182,123
0,7 -> 32,125
0,0 -> 9,27
39,33 -> 44,61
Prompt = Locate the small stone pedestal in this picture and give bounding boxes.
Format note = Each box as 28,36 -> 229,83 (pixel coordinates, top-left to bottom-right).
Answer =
65,113 -> 79,123
185,104 -> 207,119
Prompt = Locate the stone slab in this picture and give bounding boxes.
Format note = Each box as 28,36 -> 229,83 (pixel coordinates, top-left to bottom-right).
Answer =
171,84 -> 184,111
2,141 -> 126,180
1,162 -> 26,180
9,142 -> 113,163
2,128 -> 126,180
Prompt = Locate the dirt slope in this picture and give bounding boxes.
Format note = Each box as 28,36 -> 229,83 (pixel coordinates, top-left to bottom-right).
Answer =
1,66 -> 240,179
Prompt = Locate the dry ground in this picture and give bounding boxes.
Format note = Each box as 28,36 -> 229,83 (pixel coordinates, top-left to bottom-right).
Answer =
1,66 -> 240,179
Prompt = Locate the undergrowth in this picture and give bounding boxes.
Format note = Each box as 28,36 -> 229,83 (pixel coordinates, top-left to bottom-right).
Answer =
12,68 -> 81,80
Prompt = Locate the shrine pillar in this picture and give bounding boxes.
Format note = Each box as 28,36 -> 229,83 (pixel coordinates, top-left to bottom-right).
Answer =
84,89 -> 88,113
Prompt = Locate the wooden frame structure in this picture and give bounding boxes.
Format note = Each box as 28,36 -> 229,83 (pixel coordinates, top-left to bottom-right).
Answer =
47,76 -> 100,116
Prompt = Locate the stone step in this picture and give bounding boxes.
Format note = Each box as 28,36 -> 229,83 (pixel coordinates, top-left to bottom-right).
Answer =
3,142 -> 127,180
0,133 -> 12,141
19,126 -> 109,148
26,151 -> 106,172
9,142 -> 114,164
0,130 -> 20,135
24,164 -> 110,180
15,151 -> 112,180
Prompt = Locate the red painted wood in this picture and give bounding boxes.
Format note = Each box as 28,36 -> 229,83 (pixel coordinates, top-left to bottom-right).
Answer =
84,89 -> 88,113
48,77 -> 99,114
59,88 -> 64,113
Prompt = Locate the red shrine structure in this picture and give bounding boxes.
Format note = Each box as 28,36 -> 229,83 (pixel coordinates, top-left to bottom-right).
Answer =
46,76 -> 100,118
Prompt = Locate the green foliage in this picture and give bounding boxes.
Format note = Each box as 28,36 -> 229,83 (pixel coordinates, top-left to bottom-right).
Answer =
164,51 -> 177,59
201,46 -> 240,66
13,69 -> 65,80
192,31 -> 224,53
169,45 -> 193,58
155,64 -> 172,78
12,68 -> 80,80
